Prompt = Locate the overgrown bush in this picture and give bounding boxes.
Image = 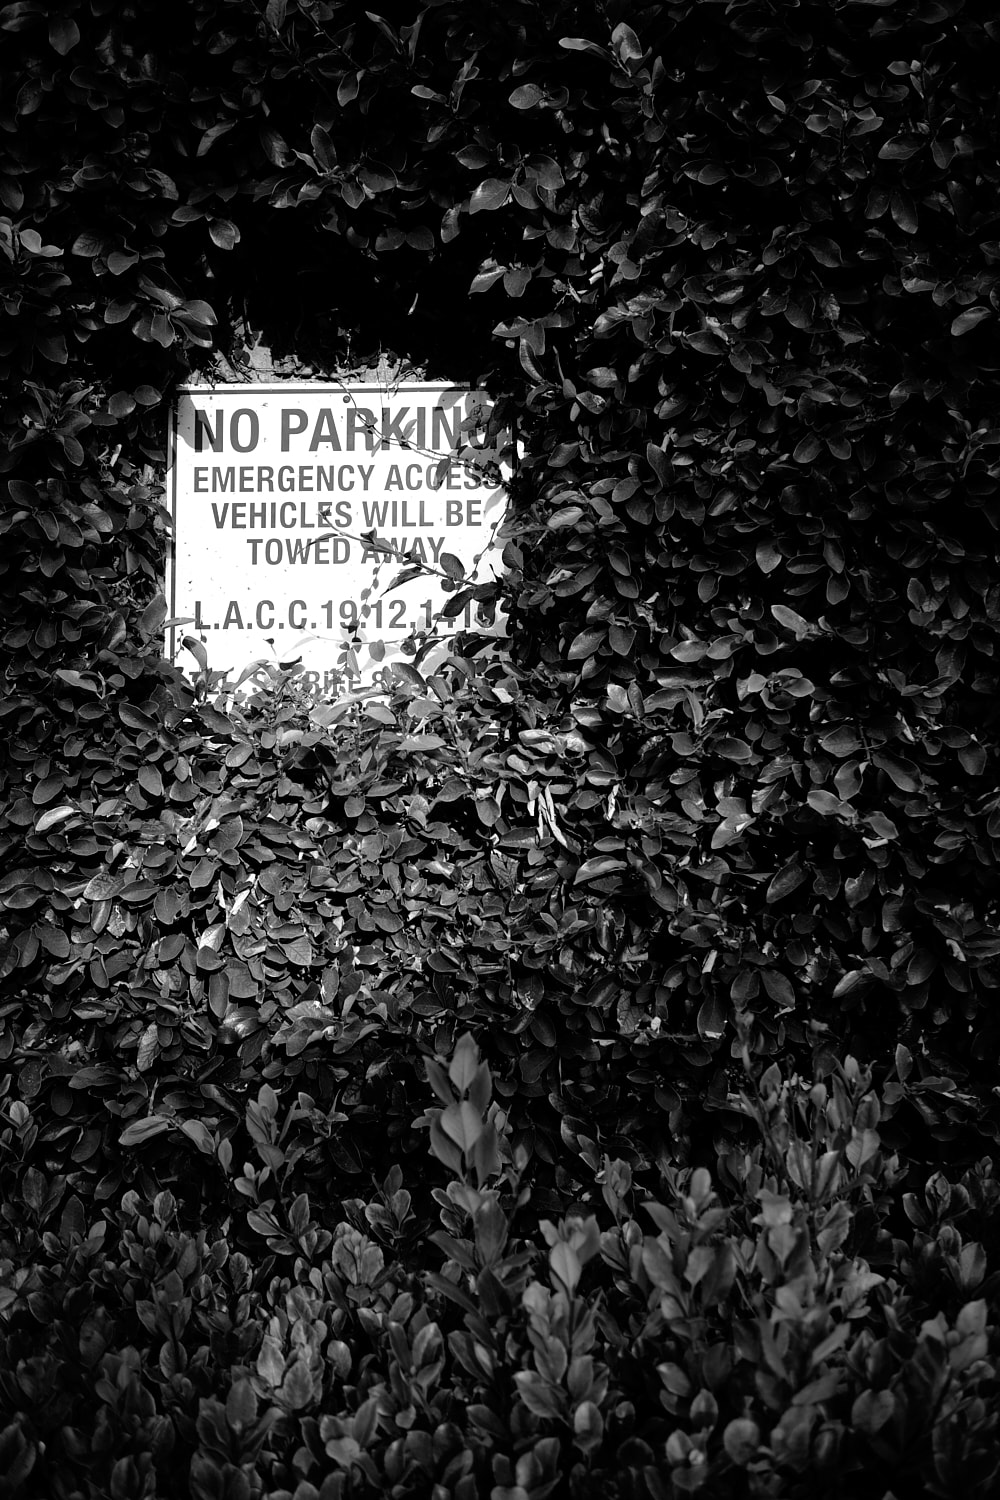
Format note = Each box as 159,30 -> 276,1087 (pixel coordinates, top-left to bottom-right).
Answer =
4,0 -> 1000,1166
3,0 -> 1000,1493
2,1032 -> 998,1500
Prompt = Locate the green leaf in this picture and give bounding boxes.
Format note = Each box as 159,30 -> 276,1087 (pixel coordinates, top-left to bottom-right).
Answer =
32,776 -> 65,805
257,1335 -> 285,1387
696,994 -> 726,1039
197,121 -> 237,157
890,189 -> 917,234
182,636 -> 209,672
723,1418 -> 761,1466
646,441 -> 670,485
21,1166 -> 46,1211
391,662 -> 425,687
771,604 -> 813,638
119,1116 -> 171,1146
951,306 -> 991,337
440,1100 -> 482,1152
48,15 -> 80,53
611,21 -> 643,61
527,155 -> 564,190
35,806 -> 77,833
108,390 -> 136,418
559,36 -> 613,60
105,302 -> 136,327
671,640 -> 707,662
137,1023 -> 159,1072
72,232 -> 104,257
547,505 -> 584,529
958,742 -> 986,775
0,5 -> 39,33
469,179 -> 510,214
119,881 -> 157,904
456,145 -> 490,169
118,704 -> 157,732
766,861 -> 807,903
18,228 -> 56,257
209,219 -> 239,251
608,623 -> 635,655
226,1378 -> 259,1430
138,766 -> 163,798
470,265 -> 504,294
179,299 -> 218,327
850,1389 -> 895,1434
447,1032 -> 480,1095
807,789 -> 845,816
509,83 -> 544,109
54,668 -> 99,693
140,594 -> 167,638
878,136 -> 921,160
574,857 -> 627,883
567,626 -> 606,659
281,1362 -> 314,1410
820,726 -> 862,757
687,329 -> 727,356
873,751 -> 919,791
761,970 -> 795,1008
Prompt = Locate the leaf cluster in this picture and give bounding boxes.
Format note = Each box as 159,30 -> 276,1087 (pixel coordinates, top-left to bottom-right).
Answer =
1,1032 -> 999,1500
2,2 -> 1000,1492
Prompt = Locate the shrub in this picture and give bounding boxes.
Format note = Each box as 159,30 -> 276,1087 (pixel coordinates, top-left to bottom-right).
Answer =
3,3 -> 1000,1494
2,1032 -> 998,1500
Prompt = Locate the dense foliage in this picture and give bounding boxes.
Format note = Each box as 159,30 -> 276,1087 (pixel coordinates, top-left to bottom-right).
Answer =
2,0 -> 1000,1495
3,1031 -> 999,1500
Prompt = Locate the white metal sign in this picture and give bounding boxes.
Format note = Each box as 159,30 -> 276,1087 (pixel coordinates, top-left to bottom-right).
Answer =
165,382 -> 506,693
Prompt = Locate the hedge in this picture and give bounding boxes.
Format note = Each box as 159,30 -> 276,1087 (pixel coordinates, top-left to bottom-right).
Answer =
2,2 -> 1000,1495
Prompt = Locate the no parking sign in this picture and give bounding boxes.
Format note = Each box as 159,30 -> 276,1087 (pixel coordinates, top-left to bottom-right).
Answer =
165,382 -> 507,692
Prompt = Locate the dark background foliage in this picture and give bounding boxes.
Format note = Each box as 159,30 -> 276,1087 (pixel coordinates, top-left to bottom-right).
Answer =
2,1 -> 1000,1496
